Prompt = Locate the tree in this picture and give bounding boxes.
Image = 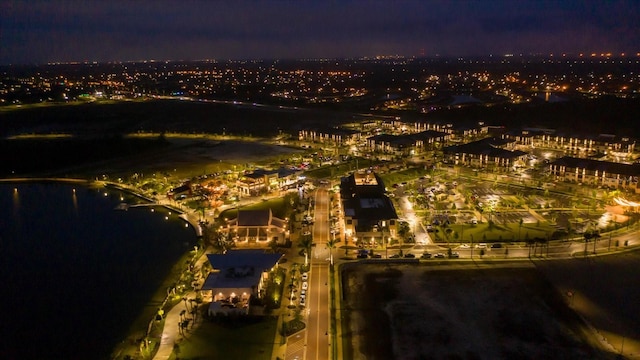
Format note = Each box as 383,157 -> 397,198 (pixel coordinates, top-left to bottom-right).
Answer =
326,236 -> 338,266
583,231 -> 593,256
268,238 -> 279,253
525,233 -> 534,257
298,233 -> 313,267
445,228 -> 453,240
397,221 -> 411,245
518,218 -> 523,241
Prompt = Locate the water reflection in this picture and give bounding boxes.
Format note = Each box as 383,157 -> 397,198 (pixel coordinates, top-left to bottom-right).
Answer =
72,188 -> 78,216
12,187 -> 19,219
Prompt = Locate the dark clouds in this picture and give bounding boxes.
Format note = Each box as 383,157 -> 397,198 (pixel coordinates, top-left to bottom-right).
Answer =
1,0 -> 639,64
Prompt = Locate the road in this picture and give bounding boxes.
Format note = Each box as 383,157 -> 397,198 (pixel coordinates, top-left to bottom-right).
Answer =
304,188 -> 331,360
305,262 -> 330,360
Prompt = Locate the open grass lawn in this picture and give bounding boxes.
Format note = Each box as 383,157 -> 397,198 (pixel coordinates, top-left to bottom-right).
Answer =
379,166 -> 430,186
175,316 -> 278,360
433,222 -> 557,244
219,193 -> 294,220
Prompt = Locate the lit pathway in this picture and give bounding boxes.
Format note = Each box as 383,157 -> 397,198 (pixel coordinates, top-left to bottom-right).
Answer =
153,252 -> 209,360
153,291 -> 201,360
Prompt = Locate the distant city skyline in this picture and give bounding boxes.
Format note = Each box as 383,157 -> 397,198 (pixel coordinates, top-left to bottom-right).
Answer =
1,0 -> 640,65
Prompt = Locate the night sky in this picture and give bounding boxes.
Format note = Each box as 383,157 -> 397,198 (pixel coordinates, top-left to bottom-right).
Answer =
1,0 -> 639,65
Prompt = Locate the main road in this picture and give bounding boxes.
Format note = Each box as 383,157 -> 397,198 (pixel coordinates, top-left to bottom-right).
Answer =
304,187 -> 331,360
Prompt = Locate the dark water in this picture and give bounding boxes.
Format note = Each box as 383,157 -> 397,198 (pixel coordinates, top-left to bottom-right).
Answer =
0,182 -> 196,359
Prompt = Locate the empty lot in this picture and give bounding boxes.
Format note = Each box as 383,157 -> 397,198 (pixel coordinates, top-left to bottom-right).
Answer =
341,262 -> 620,360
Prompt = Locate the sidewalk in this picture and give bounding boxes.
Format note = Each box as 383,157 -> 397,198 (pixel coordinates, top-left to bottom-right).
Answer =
153,290 -> 201,360
153,252 -> 210,360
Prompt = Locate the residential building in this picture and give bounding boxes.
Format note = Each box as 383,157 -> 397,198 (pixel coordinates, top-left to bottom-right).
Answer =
224,209 -> 289,246
442,137 -> 527,169
339,171 -> 398,246
549,156 -> 640,190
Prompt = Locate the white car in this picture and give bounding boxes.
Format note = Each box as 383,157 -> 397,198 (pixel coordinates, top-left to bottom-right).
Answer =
475,243 -> 487,249
459,244 -> 470,249
301,273 -> 308,281
302,281 -> 308,290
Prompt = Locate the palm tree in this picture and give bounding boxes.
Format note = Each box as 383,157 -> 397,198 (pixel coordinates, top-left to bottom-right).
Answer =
298,233 -> 313,267
397,221 -> 410,245
326,236 -> 338,266
518,218 -> 523,241
268,238 -> 279,253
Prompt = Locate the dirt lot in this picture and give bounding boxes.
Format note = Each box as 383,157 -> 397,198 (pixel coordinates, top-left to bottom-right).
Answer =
341,262 -> 619,360
535,250 -> 640,359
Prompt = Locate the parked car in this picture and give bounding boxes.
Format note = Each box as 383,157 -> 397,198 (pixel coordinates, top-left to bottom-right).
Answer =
475,243 -> 487,249
302,281 -> 308,290
421,252 -> 432,259
301,273 -> 308,281
404,253 -> 416,258
491,243 -> 503,249
450,252 -> 460,258
434,253 -> 446,258
459,244 -> 470,249
371,254 -> 382,258
300,296 -> 306,307
389,254 -> 401,259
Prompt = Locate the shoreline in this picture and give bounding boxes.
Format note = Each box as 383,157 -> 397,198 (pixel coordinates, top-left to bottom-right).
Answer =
3,177 -> 203,237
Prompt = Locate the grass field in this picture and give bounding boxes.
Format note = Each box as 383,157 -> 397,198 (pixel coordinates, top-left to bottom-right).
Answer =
174,316 -> 278,360
433,222 -> 557,244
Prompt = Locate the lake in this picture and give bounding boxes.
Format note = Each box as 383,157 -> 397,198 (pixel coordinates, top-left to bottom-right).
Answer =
0,182 -> 197,359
